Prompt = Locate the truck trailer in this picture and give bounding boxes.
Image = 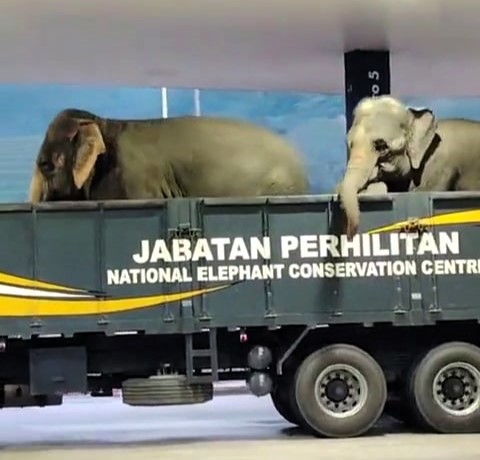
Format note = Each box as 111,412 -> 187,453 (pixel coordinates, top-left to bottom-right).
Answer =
0,191 -> 479,438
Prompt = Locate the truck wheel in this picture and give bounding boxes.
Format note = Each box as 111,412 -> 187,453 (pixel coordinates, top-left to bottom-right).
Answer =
293,344 -> 387,438
407,341 -> 480,433
122,375 -> 213,406
270,377 -> 301,425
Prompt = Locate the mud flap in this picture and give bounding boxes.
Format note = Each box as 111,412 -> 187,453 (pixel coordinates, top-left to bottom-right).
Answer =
29,346 -> 87,395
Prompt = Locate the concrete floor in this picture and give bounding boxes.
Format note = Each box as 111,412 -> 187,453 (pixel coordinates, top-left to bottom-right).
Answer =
1,393 -> 479,460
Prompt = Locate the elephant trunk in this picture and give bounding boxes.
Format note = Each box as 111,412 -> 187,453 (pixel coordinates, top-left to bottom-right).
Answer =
339,148 -> 378,239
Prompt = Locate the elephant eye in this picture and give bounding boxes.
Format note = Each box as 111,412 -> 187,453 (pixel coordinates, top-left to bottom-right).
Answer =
373,139 -> 388,152
38,158 -> 54,173
52,152 -> 66,168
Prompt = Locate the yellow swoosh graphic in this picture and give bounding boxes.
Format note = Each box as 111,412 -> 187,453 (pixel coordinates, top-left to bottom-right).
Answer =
0,283 -> 95,299
0,284 -> 230,317
368,209 -> 480,234
0,272 -> 86,293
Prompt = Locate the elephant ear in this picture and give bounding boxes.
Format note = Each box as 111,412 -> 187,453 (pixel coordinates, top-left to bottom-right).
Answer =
72,121 -> 106,190
46,113 -> 83,143
407,108 -> 437,169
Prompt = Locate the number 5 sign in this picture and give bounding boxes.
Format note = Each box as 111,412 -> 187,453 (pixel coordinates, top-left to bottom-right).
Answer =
344,50 -> 391,141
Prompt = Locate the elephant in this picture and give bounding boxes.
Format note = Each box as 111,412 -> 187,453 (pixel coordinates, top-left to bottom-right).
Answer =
337,94 -> 480,238
29,109 -> 310,203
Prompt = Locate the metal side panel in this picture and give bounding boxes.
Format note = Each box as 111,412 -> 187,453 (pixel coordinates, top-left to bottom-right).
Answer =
420,192 -> 480,322
0,209 -> 35,336
100,202 -> 176,332
184,194 -> 412,328
192,199 -> 268,325
266,194 -> 411,324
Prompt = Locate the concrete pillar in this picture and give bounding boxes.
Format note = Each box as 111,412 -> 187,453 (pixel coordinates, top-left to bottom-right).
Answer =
161,87 -> 169,118
344,49 -> 391,144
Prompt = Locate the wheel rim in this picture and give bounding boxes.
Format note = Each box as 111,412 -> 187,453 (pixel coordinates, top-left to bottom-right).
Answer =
314,363 -> 368,418
432,361 -> 480,416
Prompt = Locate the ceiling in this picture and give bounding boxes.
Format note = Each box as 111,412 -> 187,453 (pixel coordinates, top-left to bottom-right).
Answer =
2,0 -> 480,96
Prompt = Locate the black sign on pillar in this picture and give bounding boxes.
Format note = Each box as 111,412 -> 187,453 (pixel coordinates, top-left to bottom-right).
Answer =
344,50 -> 391,135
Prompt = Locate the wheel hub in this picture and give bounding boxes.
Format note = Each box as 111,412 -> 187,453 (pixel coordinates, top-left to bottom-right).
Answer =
441,376 -> 465,400
314,364 -> 368,418
325,378 -> 349,402
433,362 -> 480,416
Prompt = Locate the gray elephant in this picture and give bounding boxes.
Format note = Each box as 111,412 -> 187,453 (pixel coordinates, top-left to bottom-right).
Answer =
337,95 -> 480,238
29,109 -> 310,203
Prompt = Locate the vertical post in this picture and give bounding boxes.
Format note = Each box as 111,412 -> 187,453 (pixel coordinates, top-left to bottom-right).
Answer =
344,49 -> 391,151
161,87 -> 169,118
193,89 -> 201,116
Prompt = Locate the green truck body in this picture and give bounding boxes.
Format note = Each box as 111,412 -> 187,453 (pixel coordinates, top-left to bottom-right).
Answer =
2,192 -> 480,334
0,191 -> 480,437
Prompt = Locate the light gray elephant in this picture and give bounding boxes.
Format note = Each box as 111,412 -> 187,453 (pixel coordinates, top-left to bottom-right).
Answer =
337,95 -> 480,238
29,109 -> 310,202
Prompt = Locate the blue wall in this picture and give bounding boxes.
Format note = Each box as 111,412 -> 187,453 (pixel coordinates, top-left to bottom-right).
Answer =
1,83 -> 480,203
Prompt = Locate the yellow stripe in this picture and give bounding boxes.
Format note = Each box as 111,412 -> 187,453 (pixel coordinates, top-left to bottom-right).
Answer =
368,209 -> 480,234
0,273 -> 84,293
0,285 -> 230,317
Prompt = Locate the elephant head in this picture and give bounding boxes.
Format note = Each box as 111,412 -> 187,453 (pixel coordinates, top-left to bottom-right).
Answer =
339,95 -> 438,238
29,110 -> 107,202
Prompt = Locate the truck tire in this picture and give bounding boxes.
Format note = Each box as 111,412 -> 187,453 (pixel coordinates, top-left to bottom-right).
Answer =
122,375 -> 213,406
407,341 -> 480,433
270,376 -> 301,426
292,344 -> 387,438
